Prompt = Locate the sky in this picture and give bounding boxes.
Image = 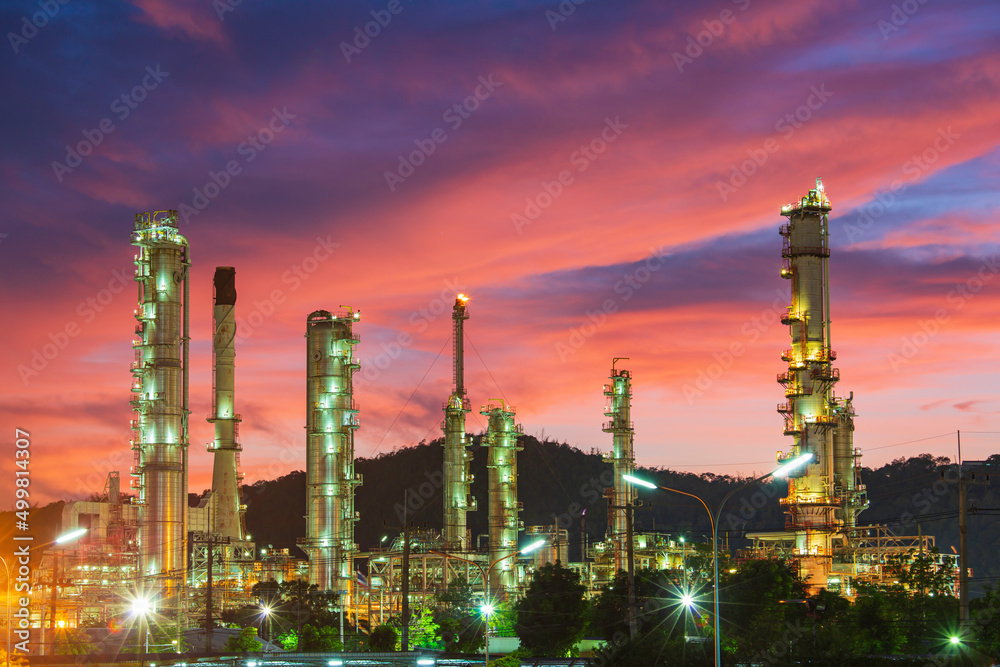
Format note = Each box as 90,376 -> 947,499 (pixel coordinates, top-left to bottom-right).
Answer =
2,0 -> 1000,505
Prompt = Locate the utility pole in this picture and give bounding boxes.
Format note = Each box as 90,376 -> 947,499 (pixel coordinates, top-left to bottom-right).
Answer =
954,431 -> 992,632
401,489 -> 411,652
193,532 -> 229,653
608,498 -> 639,639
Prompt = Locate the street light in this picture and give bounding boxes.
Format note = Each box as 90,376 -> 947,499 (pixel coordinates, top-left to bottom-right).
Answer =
430,538 -> 545,665
625,452 -> 813,667
131,594 -> 153,667
260,605 -> 272,648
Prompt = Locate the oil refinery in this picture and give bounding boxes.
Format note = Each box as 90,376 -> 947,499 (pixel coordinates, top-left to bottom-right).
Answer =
26,181 -> 964,658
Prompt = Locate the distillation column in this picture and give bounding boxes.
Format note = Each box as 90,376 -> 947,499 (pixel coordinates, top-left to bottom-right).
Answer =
481,400 -> 523,596
130,210 -> 189,583
208,267 -> 243,539
603,361 -> 635,573
443,295 -> 474,550
831,393 -> 868,530
776,179 -> 841,587
304,309 -> 362,597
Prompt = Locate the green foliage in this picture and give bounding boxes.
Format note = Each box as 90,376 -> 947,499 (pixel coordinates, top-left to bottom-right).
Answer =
408,607 -> 443,649
277,629 -> 299,651
299,624 -> 343,651
224,626 -> 263,653
370,624 -> 397,652
515,562 -> 589,657
52,628 -> 97,655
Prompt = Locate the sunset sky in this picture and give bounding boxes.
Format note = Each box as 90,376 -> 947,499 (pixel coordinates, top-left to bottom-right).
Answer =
3,0 -> 1000,505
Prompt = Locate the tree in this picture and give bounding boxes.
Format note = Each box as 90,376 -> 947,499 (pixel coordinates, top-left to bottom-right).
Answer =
515,562 -> 589,657
51,627 -> 96,655
408,607 -> 443,649
224,626 -> 263,653
434,575 -> 485,652
370,624 -> 397,651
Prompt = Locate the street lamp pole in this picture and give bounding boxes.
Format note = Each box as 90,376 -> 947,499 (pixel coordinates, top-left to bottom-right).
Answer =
625,452 -> 813,667
430,538 -> 545,665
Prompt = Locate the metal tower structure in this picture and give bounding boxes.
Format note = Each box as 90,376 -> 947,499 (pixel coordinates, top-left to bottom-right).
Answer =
443,294 -> 474,550
303,309 -> 362,597
776,179 -> 854,587
481,399 -> 523,596
603,359 -> 635,573
831,393 -> 868,530
208,267 -> 243,539
130,209 -> 190,585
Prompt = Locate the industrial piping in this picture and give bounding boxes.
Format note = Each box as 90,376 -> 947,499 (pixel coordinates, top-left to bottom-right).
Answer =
603,359 -> 635,573
481,399 -> 523,596
443,294 -> 474,550
303,309 -> 362,596
130,210 -> 189,584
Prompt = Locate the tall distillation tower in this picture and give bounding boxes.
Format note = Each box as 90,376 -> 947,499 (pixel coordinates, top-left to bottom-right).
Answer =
207,267 -> 243,539
603,360 -> 635,573
304,309 -> 362,596
442,294 -> 474,550
130,210 -> 190,583
776,179 -> 866,587
481,400 -> 523,595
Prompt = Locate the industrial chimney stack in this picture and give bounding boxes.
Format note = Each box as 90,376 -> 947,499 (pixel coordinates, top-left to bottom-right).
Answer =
208,267 -> 243,539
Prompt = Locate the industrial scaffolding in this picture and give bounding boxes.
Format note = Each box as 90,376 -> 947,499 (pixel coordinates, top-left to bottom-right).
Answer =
129,209 -> 189,602
302,308 -> 363,600
442,294 -> 475,551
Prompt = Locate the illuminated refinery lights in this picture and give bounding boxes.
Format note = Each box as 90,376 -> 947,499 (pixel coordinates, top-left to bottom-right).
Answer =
443,294 -> 474,550
130,209 -> 189,584
602,359 -> 635,574
776,180 -> 866,588
481,399 -> 523,595
303,309 -> 362,595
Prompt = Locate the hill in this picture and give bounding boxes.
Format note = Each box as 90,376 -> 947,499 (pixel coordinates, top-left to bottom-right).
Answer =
241,437 -> 1000,595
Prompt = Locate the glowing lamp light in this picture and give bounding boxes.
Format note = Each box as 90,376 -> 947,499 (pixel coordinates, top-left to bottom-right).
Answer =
680,593 -> 694,608
520,539 -> 545,555
328,660 -> 343,666
55,527 -> 88,544
773,453 -> 813,479
480,603 -> 494,617
261,605 -> 272,617
623,474 -> 657,489
417,660 -> 436,666
131,596 -> 152,618
950,636 -> 961,645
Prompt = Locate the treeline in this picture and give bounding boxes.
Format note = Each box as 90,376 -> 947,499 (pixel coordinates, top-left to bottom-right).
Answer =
241,440 -> 1000,595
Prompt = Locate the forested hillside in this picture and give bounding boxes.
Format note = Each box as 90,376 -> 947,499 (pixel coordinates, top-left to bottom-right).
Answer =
240,438 -> 1000,596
